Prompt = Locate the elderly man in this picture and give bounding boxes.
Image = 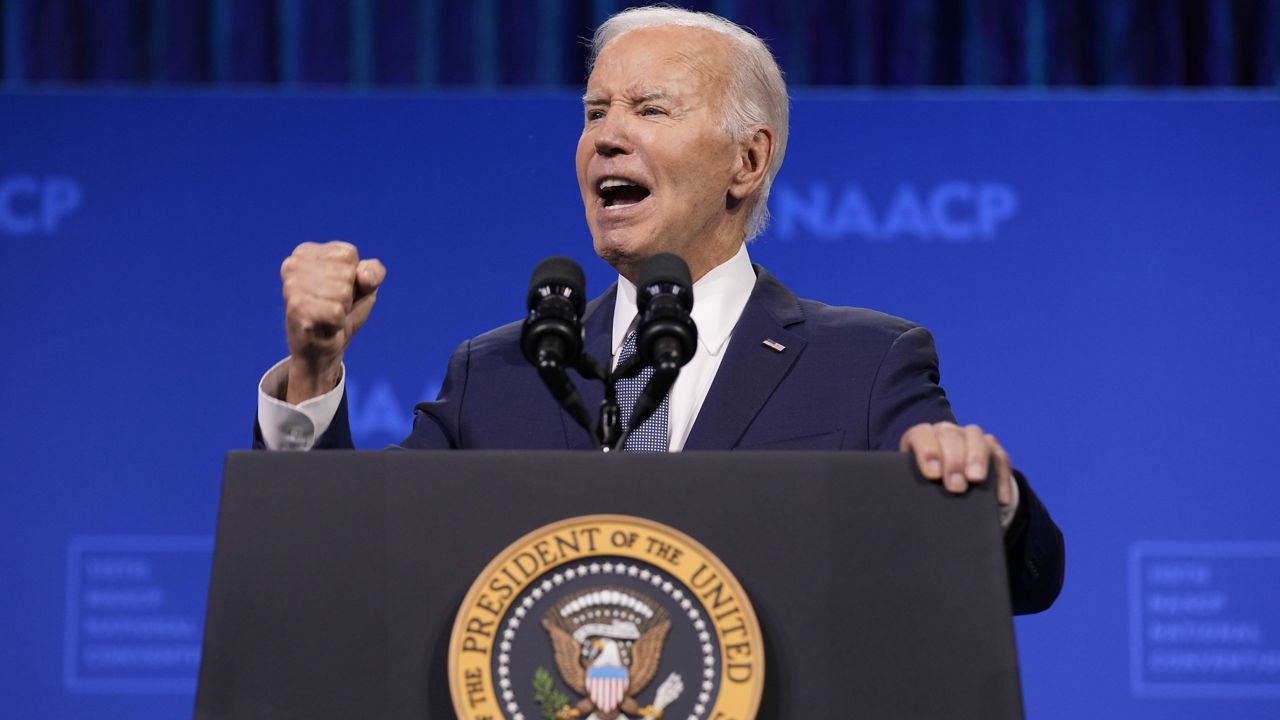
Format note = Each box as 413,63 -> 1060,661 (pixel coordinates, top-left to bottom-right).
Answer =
257,6 -> 1063,614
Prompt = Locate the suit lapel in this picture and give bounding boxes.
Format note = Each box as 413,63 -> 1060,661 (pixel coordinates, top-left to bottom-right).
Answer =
683,267 -> 806,450
560,283 -> 616,450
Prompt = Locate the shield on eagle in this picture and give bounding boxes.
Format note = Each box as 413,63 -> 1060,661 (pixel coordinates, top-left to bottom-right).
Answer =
586,665 -> 628,714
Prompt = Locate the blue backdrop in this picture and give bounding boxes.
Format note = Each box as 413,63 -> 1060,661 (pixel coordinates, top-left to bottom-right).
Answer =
2,90 -> 1279,718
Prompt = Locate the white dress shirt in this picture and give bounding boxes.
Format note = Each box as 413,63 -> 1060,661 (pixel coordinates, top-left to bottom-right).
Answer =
257,357 -> 346,451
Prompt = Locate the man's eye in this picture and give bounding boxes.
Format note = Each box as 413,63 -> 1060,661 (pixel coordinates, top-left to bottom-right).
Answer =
640,106 -> 665,117
586,109 -> 605,121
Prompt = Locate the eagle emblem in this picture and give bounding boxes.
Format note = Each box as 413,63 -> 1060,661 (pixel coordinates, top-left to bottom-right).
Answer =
541,587 -> 684,720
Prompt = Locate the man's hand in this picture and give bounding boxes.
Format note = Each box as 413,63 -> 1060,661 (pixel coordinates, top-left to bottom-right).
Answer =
281,241 -> 386,404
899,422 -> 1013,506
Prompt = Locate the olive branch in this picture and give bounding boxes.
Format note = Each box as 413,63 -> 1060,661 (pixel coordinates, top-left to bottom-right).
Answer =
532,666 -> 571,720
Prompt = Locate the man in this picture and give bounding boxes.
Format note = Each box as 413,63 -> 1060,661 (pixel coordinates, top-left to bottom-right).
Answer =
257,7 -> 1063,613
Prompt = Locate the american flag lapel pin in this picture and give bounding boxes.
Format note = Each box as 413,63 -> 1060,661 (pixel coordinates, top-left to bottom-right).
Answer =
761,338 -> 786,353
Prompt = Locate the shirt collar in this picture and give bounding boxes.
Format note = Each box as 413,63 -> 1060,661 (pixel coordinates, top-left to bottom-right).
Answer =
612,244 -> 756,357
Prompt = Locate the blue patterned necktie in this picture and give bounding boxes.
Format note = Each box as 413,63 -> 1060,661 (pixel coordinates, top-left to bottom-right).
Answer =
615,329 -> 670,452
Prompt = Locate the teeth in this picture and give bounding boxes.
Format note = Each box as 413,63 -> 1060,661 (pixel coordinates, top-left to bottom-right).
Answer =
599,177 -> 638,191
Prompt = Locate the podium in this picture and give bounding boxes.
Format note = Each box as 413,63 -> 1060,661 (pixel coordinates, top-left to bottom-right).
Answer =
196,451 -> 1023,719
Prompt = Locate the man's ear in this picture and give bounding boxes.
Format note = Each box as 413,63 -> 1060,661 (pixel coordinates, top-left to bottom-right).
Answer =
728,126 -> 775,202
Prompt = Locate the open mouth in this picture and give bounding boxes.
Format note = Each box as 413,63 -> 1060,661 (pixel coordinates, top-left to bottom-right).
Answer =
598,177 -> 652,209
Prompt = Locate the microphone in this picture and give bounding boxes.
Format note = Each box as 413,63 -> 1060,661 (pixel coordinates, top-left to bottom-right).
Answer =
521,256 -> 586,370
621,253 -> 698,439
636,253 -> 697,371
521,257 -> 594,440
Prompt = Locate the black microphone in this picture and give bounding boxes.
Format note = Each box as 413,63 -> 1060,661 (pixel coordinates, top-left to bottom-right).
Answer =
521,256 -> 586,370
636,253 -> 697,370
622,253 -> 698,439
521,257 -> 594,441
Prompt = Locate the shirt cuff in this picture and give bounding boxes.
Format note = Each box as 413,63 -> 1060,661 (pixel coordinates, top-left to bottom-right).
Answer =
999,474 -> 1021,531
257,357 -> 345,450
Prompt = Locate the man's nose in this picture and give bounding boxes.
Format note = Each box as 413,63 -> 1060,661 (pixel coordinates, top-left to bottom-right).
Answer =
593,111 -> 633,157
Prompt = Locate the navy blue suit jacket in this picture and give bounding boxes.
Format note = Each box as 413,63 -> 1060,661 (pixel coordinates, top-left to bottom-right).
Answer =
282,266 -> 1064,613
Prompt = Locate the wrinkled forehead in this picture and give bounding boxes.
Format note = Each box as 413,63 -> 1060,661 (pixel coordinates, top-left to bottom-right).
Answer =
587,25 -> 734,96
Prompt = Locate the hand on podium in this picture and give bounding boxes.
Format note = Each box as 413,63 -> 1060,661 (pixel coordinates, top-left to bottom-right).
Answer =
900,421 -> 1015,508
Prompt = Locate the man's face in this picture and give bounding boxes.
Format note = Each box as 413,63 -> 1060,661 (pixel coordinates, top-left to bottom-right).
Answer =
577,26 -> 745,282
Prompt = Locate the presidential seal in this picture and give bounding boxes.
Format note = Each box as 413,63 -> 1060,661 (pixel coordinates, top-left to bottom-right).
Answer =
448,515 -> 764,720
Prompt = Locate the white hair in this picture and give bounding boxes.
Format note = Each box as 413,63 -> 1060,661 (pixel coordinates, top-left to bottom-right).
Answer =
588,5 -> 790,242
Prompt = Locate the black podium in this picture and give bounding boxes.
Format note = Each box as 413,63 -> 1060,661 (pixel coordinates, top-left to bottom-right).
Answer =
196,451 -> 1023,719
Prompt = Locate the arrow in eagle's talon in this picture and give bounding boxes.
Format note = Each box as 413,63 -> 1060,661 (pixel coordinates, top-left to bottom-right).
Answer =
641,673 -> 684,719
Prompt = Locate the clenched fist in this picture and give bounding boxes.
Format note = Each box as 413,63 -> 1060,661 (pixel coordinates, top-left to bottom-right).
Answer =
280,241 -> 386,403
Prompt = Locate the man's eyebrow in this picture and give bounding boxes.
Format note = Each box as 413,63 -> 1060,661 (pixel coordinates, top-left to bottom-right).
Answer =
581,89 -> 668,106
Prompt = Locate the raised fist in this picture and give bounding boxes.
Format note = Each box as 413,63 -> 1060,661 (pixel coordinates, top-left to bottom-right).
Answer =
280,241 -> 386,403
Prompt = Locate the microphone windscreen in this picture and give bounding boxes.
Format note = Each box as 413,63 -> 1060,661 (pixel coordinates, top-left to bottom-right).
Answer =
637,253 -> 693,313
637,252 -> 692,290
527,256 -> 586,315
